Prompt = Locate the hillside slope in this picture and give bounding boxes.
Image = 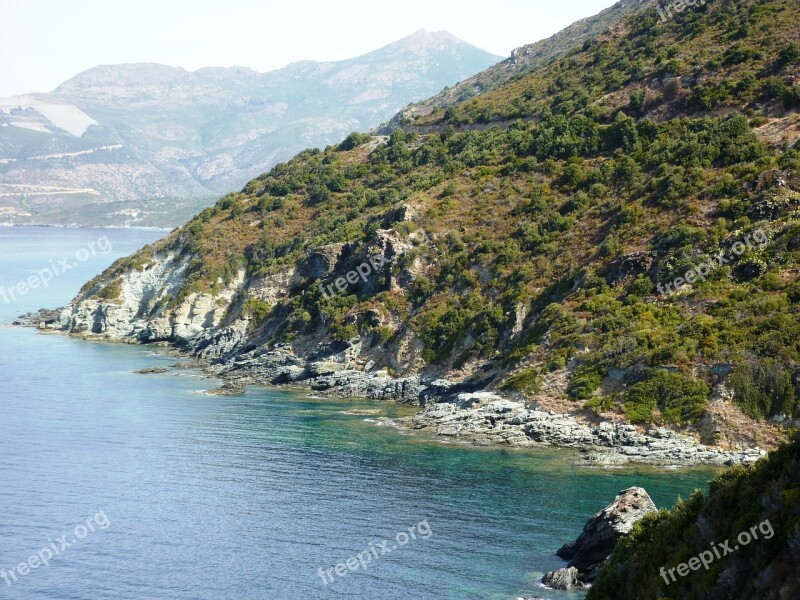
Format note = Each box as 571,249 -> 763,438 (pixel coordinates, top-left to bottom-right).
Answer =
0,31 -> 500,227
48,0 -> 799,456
381,0 -> 649,130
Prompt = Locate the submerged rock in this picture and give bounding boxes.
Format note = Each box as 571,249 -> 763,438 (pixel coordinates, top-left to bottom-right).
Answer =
206,381 -> 246,396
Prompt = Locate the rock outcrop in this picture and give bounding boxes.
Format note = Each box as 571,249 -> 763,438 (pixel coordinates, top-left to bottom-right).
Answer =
541,566 -> 581,590
551,487 -> 657,584
395,397 -> 764,466
585,438 -> 800,599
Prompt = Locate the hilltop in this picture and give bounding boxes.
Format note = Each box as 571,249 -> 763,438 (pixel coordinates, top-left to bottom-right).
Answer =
45,0 -> 800,461
381,0 -> 649,129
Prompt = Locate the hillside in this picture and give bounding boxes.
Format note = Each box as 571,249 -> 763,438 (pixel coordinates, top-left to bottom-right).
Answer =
587,434 -> 800,599
0,31 -> 500,227
48,0 -> 799,455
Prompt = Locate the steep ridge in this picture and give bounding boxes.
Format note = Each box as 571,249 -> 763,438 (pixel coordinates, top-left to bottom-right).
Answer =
43,0 -> 800,464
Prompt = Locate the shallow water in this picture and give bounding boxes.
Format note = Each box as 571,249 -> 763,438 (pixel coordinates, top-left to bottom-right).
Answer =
0,227 -> 718,599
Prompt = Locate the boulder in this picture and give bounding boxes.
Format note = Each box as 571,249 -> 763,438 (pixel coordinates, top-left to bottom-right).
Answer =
299,243 -> 345,279
556,486 -> 657,581
541,566 -> 580,590
305,361 -> 347,377
206,380 -> 246,396
604,251 -> 657,286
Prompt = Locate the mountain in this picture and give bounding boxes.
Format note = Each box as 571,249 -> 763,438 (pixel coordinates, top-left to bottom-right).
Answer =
44,0 -> 799,461
0,31 -> 501,227
588,434 -> 800,599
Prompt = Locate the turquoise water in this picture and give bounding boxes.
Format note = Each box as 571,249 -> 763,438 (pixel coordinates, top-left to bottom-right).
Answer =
0,227 -> 719,599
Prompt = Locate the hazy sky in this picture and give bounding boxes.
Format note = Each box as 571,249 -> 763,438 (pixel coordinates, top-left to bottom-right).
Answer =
0,0 -> 618,97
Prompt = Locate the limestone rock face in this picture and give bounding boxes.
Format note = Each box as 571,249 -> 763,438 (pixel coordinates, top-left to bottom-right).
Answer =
556,486 -> 657,581
299,244 -> 345,279
52,250 -> 244,346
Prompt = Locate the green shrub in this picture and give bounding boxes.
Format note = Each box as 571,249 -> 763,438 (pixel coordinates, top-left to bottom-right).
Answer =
567,364 -> 604,400
441,182 -> 458,197
624,370 -> 709,424
338,132 -> 371,151
241,297 -> 272,323
376,326 -> 394,345
547,349 -> 568,371
777,42 -> 800,66
730,358 -> 798,419
586,395 -> 615,414
95,278 -> 124,302
501,367 -> 540,393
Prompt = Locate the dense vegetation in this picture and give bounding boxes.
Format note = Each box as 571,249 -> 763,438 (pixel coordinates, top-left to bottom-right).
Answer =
89,0 -> 799,428
412,0 -> 799,127
588,435 -> 800,599
387,0 -> 648,123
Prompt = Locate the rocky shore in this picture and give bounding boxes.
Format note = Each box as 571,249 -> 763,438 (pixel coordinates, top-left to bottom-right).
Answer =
390,393 -> 765,467
191,343 -> 763,466
19,310 -> 766,468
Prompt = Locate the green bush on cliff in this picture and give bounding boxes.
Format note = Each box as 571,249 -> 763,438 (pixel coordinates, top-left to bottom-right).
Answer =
624,370 -> 709,424
241,297 -> 272,323
730,358 -> 799,419
338,132 -> 371,151
501,367 -> 540,394
94,278 -> 124,302
567,364 -> 604,400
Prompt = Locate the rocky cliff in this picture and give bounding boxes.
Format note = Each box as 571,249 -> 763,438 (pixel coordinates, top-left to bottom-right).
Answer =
587,436 -> 800,599
542,486 -> 658,590
40,0 -> 800,466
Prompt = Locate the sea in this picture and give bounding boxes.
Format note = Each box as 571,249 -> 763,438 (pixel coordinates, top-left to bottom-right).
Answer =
0,226 -> 717,599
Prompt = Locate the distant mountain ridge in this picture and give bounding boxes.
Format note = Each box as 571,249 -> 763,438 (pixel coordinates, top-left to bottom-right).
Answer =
0,30 -> 501,227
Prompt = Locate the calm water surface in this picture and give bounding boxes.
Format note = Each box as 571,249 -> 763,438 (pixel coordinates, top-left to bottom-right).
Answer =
0,227 -> 718,599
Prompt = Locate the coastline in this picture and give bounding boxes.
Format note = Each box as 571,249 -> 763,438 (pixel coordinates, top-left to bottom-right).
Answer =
21,312 -> 767,469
